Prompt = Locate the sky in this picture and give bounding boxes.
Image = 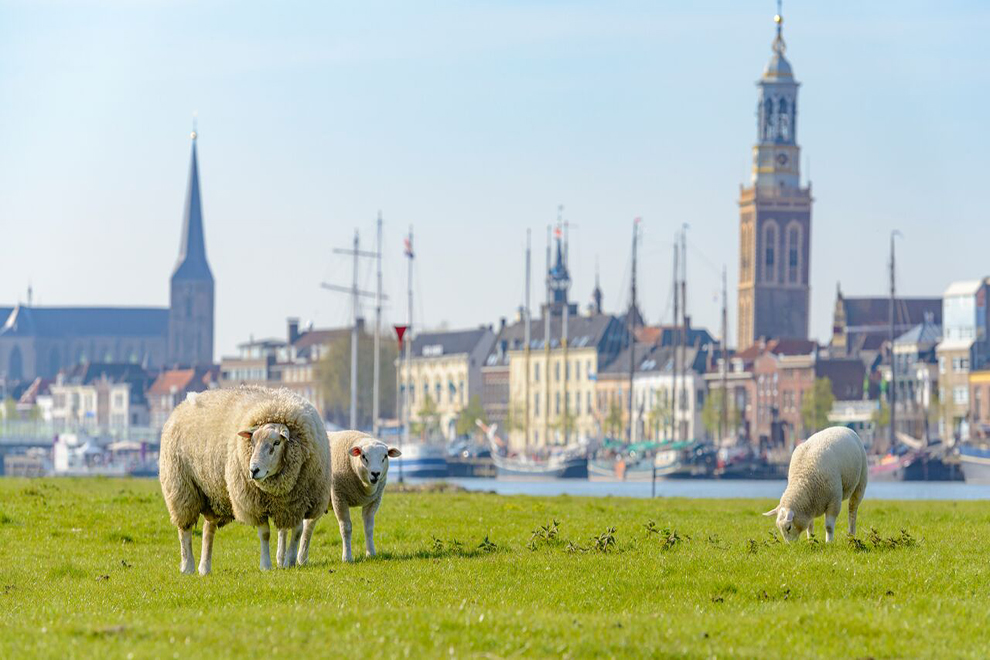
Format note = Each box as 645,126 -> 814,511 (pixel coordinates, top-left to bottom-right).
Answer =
1,0 -> 988,358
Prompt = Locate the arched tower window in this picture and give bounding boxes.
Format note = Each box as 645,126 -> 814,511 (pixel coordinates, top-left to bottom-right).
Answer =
763,98 -> 774,140
778,98 -> 790,141
763,221 -> 778,283
48,347 -> 61,377
8,346 -> 23,382
786,222 -> 802,284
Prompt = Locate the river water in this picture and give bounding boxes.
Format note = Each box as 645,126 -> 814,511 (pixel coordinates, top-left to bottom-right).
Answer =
428,478 -> 990,500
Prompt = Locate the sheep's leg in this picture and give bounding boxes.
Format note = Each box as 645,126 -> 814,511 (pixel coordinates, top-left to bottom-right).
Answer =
257,521 -> 272,571
276,528 -> 288,568
806,517 -> 814,540
178,527 -> 195,575
848,484 -> 866,537
296,518 -> 317,566
824,500 -> 841,543
284,523 -> 303,567
198,520 -> 216,576
332,495 -> 353,562
362,499 -> 381,558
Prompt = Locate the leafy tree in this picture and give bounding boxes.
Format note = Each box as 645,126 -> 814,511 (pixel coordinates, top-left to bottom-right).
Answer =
503,400 -> 526,434
605,399 -> 624,438
646,398 -> 672,441
801,377 -> 835,435
701,389 -> 740,441
316,332 -> 397,430
1,397 -> 17,421
455,395 -> 488,437
553,407 -> 578,437
415,394 -> 440,441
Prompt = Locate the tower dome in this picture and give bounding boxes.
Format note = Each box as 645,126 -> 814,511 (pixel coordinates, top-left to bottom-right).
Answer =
762,10 -> 793,80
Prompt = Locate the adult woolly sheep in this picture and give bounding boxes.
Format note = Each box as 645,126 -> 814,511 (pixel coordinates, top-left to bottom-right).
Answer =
159,386 -> 331,575
328,430 -> 401,562
764,426 -> 868,543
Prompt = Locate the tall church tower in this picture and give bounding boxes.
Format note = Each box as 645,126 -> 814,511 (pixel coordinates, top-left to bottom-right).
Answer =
169,129 -> 215,366
737,6 -> 812,349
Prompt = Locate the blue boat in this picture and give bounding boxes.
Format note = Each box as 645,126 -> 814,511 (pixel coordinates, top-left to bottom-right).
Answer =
390,443 -> 449,479
959,444 -> 990,484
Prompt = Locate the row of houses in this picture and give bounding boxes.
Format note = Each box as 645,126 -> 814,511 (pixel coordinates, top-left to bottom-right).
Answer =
5,278 -> 989,450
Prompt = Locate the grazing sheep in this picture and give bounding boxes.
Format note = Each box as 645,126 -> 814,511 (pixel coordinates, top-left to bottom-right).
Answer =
764,426 -> 868,543
328,430 -> 401,562
159,386 -> 331,575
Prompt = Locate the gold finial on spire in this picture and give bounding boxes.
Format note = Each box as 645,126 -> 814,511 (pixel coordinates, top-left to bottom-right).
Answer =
772,0 -> 786,55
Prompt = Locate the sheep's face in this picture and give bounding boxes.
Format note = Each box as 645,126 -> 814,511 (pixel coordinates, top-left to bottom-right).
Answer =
238,423 -> 290,482
349,441 -> 402,488
775,507 -> 808,543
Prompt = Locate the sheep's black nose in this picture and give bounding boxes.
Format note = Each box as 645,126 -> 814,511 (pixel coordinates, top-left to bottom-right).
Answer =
370,471 -> 381,480
251,467 -> 260,478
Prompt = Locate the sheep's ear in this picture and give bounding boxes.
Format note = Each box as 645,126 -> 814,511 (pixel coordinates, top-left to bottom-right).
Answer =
387,447 -> 402,458
783,509 -> 795,522
762,505 -> 779,517
237,427 -> 257,439
279,427 -> 290,440
349,446 -> 363,457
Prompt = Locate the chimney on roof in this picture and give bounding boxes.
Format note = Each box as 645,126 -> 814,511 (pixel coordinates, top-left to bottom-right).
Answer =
499,317 -> 506,332
287,317 -> 300,344
684,314 -> 691,331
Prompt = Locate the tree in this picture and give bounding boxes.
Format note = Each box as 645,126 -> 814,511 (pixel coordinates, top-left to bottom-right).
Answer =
503,400 -> 526,435
1,397 -> 17,421
553,407 -> 578,438
646,398 -> 672,441
315,332 -> 397,429
605,399 -> 624,438
801,377 -> 835,435
701,389 -> 740,442
415,394 -> 440,441
455,395 -> 488,437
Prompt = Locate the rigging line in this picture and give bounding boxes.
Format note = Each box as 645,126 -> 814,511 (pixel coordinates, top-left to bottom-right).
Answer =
686,240 -> 723,276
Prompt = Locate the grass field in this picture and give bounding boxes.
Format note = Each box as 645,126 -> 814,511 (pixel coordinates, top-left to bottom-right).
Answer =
2,478 -> 990,658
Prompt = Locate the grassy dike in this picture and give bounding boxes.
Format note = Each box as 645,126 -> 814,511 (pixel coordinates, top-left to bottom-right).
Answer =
1,477 -> 989,658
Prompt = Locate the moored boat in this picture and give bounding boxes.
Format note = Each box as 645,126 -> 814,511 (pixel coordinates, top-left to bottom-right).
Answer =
958,445 -> 990,484
493,452 -> 588,479
390,443 -> 449,479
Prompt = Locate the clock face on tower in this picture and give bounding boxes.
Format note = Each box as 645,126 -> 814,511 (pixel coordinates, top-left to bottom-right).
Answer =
776,152 -> 789,166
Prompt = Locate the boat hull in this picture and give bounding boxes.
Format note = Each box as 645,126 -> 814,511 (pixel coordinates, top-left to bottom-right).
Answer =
390,444 -> 449,479
959,446 -> 990,484
494,456 -> 588,479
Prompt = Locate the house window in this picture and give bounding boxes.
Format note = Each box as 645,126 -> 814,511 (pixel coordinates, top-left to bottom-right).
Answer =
953,387 -> 969,405
763,222 -> 778,282
534,393 -> 540,417
555,392 -> 560,415
534,363 -> 540,382
555,362 -> 560,382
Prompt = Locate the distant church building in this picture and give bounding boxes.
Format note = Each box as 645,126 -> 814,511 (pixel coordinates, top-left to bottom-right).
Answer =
736,9 -> 813,350
0,132 -> 215,384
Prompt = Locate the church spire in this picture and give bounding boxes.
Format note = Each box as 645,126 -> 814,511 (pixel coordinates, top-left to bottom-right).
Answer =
172,128 -> 213,282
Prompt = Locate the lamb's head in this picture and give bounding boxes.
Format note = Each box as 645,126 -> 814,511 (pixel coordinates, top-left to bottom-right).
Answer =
763,505 -> 809,543
238,423 -> 291,483
348,438 -> 401,488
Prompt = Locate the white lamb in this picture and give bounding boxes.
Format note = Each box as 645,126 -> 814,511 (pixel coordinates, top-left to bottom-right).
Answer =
159,386 -> 331,574
764,426 -> 868,543
328,430 -> 401,562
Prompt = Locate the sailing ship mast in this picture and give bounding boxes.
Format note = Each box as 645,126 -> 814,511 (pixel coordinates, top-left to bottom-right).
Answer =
561,214 -> 570,446
372,213 -> 383,437
889,230 -> 901,449
524,230 -> 532,448
626,219 -> 639,443
671,238 -> 679,442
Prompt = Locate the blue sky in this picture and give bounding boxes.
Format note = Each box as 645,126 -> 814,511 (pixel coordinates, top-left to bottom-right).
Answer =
1,1 -> 988,357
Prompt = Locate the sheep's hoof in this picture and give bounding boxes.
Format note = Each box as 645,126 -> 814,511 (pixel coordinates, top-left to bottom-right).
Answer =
260,561 -> 272,571
198,566 -> 211,577
180,563 -> 195,575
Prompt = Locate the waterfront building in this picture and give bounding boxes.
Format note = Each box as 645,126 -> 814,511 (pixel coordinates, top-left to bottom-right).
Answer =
736,8 -> 813,349
829,285 -> 941,361
399,327 -> 495,441
936,278 -> 990,442
49,363 -> 152,433
147,366 -> 219,430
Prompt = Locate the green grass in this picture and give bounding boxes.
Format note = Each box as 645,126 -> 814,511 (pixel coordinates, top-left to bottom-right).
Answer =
2,478 -> 990,658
